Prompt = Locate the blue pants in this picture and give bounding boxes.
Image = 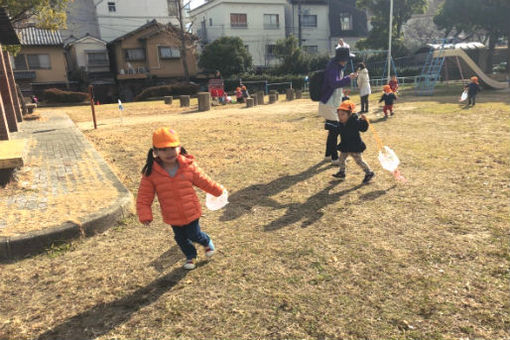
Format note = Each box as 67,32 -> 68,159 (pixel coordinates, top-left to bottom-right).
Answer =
171,219 -> 210,260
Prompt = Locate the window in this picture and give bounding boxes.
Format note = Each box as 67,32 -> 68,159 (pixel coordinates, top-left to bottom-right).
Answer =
27,54 -> 51,69
159,46 -> 181,59
87,52 -> 108,66
209,18 -> 213,26
340,13 -> 353,31
230,13 -> 247,27
303,45 -> 318,54
108,2 -> 116,12
265,44 -> 276,58
124,48 -> 145,61
302,14 -> 317,27
264,14 -> 279,29
12,54 -> 28,70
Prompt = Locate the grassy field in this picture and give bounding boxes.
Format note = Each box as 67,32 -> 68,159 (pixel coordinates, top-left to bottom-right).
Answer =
1,90 -> 509,339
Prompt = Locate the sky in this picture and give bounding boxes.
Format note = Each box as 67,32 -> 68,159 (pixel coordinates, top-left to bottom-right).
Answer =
189,0 -> 206,10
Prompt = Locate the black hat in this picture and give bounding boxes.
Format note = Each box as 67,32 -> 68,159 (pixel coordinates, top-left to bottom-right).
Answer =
334,47 -> 354,62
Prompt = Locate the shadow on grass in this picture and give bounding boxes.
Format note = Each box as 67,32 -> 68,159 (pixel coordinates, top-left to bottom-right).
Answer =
264,182 -> 364,231
35,263 -> 202,340
220,160 -> 331,222
358,184 -> 396,201
149,245 -> 182,272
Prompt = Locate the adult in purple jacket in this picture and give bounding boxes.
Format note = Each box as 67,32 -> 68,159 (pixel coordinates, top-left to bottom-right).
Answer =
319,47 -> 357,164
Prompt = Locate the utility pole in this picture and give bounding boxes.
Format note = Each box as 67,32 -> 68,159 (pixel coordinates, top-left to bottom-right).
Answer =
386,0 -> 393,82
176,0 -> 190,81
298,0 -> 302,47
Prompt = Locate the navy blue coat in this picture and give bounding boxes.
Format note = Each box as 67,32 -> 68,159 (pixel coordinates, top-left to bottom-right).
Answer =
336,114 -> 369,153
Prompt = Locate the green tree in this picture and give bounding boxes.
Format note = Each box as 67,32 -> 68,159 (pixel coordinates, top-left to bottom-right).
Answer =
273,35 -> 309,74
0,0 -> 71,29
198,37 -> 252,77
355,0 -> 428,55
434,0 -> 510,72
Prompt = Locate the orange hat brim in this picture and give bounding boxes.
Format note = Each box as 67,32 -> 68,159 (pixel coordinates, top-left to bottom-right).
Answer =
154,140 -> 180,148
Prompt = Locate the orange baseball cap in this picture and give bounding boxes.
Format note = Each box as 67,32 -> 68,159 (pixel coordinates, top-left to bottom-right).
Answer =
470,76 -> 479,84
152,127 -> 180,148
337,100 -> 356,113
383,85 -> 392,93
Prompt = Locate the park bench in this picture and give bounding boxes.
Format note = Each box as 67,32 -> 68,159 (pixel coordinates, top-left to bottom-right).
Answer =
0,139 -> 27,169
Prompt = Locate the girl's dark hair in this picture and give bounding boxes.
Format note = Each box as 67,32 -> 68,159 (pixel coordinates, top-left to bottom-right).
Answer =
357,62 -> 366,70
141,146 -> 188,176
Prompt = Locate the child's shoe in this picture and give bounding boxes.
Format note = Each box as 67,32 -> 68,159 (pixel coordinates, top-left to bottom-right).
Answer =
204,240 -> 215,258
390,111 -> 394,116
362,171 -> 375,184
183,259 -> 196,270
332,170 -> 346,179
331,159 -> 340,165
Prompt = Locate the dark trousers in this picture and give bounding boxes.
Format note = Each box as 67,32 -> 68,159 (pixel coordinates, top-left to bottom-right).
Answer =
171,219 -> 210,260
324,120 -> 339,160
360,95 -> 369,112
468,95 -> 476,106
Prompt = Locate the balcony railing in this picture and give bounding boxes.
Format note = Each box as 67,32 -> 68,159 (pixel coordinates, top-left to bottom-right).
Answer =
14,71 -> 36,80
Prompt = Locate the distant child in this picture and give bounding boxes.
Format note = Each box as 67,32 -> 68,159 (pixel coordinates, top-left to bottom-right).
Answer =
136,127 -> 226,270
379,85 -> 397,118
464,76 -> 481,106
332,100 -> 375,184
241,85 -> 250,99
341,89 -> 351,102
388,75 -> 399,93
235,87 -> 243,103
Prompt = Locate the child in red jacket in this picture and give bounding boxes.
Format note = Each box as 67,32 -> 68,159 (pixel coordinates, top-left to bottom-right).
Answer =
379,85 -> 397,118
137,127 -> 226,270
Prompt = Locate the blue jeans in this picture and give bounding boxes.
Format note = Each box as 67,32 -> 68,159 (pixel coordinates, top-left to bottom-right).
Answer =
171,219 -> 210,260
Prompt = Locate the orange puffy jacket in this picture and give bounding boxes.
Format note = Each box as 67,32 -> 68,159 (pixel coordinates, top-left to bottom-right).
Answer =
136,154 -> 223,226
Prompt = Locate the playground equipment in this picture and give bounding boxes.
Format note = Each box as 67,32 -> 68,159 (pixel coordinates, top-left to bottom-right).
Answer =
416,41 -> 509,95
351,49 -> 399,88
208,78 -> 225,99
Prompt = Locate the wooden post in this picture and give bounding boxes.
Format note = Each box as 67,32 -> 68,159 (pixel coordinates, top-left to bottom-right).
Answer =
252,94 -> 258,106
197,92 -> 210,111
256,91 -> 264,105
180,95 -> 190,107
0,94 -> 9,141
295,89 -> 303,99
269,93 -> 277,104
164,96 -> 173,104
3,52 -> 22,122
88,85 -> 97,129
16,84 -> 27,115
0,48 -> 17,132
286,88 -> 295,101
270,90 -> 279,101
246,98 -> 254,107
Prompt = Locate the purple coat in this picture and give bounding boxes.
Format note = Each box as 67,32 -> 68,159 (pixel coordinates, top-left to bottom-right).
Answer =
319,60 -> 352,104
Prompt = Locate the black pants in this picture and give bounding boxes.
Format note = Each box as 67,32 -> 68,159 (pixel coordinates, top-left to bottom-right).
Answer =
468,94 -> 476,106
324,120 -> 339,160
360,95 -> 369,112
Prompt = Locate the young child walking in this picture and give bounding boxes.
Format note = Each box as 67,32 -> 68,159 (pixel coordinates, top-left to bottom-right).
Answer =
332,100 -> 375,184
379,85 -> 397,118
136,127 -> 225,270
464,76 -> 481,106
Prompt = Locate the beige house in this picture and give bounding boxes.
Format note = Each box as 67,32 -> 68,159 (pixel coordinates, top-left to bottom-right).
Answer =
108,20 -> 198,81
12,26 -> 68,92
66,34 -> 110,74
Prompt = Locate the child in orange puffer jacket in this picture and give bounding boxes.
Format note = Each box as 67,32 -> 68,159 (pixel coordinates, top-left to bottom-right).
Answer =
136,127 -> 225,270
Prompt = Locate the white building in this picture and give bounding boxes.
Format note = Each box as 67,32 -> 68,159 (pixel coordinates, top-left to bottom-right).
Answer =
189,0 -> 288,67
286,0 -> 330,55
66,34 -> 110,74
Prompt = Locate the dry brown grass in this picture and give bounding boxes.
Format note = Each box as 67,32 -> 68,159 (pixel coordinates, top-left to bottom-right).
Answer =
1,91 -> 509,340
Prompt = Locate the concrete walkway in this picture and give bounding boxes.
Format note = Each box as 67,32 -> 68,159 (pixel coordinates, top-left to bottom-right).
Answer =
0,111 -> 133,261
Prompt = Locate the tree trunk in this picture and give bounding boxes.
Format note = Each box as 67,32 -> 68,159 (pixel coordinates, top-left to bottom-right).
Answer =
176,0 -> 190,82
486,32 -> 497,74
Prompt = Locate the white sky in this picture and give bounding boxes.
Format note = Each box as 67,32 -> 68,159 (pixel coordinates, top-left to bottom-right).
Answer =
189,0 -> 206,10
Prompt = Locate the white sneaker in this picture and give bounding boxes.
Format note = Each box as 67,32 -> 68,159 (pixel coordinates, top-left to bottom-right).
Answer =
183,259 -> 196,270
205,240 -> 215,258
331,159 -> 340,165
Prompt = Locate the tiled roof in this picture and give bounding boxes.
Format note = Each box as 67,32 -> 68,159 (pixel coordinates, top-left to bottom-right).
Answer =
0,7 -> 20,45
16,26 -> 63,46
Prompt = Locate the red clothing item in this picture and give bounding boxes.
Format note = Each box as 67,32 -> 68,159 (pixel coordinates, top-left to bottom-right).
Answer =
388,80 -> 399,92
136,154 -> 223,226
383,105 -> 393,115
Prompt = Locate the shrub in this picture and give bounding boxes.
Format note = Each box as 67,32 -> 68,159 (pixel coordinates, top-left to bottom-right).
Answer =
43,88 -> 89,103
134,82 -> 199,101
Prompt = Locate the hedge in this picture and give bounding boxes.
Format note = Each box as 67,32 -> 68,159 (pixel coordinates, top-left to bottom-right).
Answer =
134,82 -> 199,101
43,88 -> 89,103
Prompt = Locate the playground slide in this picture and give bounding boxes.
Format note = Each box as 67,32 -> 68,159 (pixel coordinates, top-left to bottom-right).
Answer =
434,49 -> 509,89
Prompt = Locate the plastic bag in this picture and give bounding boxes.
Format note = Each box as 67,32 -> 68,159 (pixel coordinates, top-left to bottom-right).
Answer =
206,190 -> 229,211
459,90 -> 468,102
378,146 -> 400,172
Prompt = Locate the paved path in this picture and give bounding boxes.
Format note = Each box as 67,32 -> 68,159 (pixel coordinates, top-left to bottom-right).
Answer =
0,111 -> 133,261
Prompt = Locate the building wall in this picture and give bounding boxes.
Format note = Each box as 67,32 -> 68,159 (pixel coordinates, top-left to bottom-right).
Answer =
61,0 -> 100,41
287,3 -> 330,55
96,0 -> 179,42
15,46 -> 68,83
190,0 -> 287,67
70,38 -> 109,73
